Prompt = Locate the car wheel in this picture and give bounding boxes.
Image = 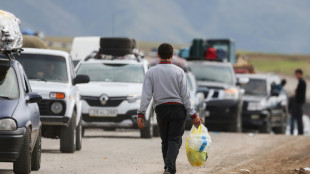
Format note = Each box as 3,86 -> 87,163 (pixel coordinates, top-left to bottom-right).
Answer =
140,118 -> 153,139
76,118 -> 82,151
100,37 -> 134,49
230,108 -> 242,132
260,112 -> 272,133
31,128 -> 41,171
82,127 -> 85,137
274,111 -> 287,134
13,128 -> 31,174
60,111 -> 76,153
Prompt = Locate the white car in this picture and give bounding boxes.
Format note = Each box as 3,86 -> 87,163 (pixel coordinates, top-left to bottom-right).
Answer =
75,56 -> 159,138
15,48 -> 89,153
71,36 -> 100,66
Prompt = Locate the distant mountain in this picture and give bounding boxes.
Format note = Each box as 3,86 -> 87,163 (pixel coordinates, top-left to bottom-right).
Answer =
2,0 -> 310,54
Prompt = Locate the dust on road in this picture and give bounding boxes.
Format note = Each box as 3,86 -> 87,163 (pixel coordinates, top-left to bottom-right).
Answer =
1,129 -> 310,174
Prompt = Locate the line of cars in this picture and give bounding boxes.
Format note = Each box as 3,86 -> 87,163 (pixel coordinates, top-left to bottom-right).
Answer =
175,38 -> 289,133
70,36 -> 289,135
187,60 -> 288,133
0,34 -> 288,173
1,36 -> 171,174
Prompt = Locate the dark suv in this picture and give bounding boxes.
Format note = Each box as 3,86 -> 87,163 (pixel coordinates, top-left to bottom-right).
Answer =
0,56 -> 42,173
189,61 -> 244,132
237,74 -> 288,133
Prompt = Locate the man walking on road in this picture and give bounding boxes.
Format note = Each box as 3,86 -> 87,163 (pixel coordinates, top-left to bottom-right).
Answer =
290,69 -> 307,135
137,43 -> 202,174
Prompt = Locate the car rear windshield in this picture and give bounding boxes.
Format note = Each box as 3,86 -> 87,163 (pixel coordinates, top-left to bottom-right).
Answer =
77,63 -> 144,83
241,78 -> 267,96
15,53 -> 68,83
190,64 -> 234,84
0,65 -> 19,99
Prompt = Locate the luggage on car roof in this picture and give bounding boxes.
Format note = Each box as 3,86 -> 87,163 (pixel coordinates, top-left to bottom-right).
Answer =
190,39 -> 206,58
205,47 -> 217,60
98,37 -> 136,56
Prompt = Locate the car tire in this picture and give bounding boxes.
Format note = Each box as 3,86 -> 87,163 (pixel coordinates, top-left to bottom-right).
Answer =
76,118 -> 82,151
60,111 -> 76,153
82,127 -> 85,137
152,125 -> 160,137
274,111 -> 287,134
98,48 -> 133,57
230,107 -> 242,132
100,37 -> 134,49
13,128 -> 31,174
260,112 -> 272,133
140,118 -> 153,139
31,128 -> 41,171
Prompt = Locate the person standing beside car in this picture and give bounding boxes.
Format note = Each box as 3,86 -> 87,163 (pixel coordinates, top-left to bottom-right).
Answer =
137,43 -> 202,174
291,69 -> 306,135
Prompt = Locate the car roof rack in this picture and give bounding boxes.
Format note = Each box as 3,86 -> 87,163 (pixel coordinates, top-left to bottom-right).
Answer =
0,49 -> 23,62
84,50 -> 143,62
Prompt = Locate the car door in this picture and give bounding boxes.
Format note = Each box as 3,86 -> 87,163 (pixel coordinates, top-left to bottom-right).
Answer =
68,56 -> 80,124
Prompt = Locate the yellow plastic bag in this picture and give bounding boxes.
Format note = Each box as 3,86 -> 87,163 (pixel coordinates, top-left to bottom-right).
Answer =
186,124 -> 211,167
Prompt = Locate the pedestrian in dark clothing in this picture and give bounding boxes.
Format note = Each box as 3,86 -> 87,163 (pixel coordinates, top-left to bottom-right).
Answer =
137,43 -> 202,174
290,69 -> 307,135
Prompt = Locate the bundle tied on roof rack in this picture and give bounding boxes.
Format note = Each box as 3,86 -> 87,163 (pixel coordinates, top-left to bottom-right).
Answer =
0,10 -> 23,60
98,37 -> 136,57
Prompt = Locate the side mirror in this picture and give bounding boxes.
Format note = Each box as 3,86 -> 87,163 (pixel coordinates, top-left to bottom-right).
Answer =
73,75 -> 90,85
236,77 -> 249,86
26,92 -> 42,104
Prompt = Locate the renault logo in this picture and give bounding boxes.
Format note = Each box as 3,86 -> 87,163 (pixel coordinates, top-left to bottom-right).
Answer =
99,94 -> 109,105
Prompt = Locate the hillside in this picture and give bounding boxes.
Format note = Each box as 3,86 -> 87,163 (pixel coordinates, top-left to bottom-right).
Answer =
2,0 -> 310,54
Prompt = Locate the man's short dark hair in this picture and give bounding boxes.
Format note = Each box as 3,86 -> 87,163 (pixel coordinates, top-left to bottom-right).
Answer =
281,79 -> 287,86
295,69 -> 303,75
158,43 -> 173,59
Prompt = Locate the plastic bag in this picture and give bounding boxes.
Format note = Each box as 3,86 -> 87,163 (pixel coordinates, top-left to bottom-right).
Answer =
186,124 -> 212,167
0,10 -> 23,52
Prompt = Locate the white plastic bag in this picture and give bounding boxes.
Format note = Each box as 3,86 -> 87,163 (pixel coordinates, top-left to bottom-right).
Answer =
186,124 -> 212,166
0,10 -> 23,52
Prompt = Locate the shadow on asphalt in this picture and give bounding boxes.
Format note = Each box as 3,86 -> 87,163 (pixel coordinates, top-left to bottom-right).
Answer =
0,169 -> 12,173
83,135 -> 142,139
41,149 -> 61,154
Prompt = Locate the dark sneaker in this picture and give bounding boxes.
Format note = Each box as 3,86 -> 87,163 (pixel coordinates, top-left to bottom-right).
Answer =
163,169 -> 171,174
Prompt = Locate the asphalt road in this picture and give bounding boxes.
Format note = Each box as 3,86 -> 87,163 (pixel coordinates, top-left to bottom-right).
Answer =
1,129 -> 310,174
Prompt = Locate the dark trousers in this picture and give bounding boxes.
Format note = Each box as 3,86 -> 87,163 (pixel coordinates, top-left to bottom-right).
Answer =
155,104 -> 186,174
290,103 -> 304,135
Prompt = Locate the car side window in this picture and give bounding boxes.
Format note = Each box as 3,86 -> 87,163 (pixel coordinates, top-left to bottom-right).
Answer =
17,63 -> 31,93
17,64 -> 27,93
23,75 -> 31,93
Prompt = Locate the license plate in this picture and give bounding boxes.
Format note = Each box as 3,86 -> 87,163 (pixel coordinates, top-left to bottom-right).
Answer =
89,108 -> 118,117
251,115 -> 260,120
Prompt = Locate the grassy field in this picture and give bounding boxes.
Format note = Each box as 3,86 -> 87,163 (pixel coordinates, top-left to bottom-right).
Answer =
244,52 -> 310,78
